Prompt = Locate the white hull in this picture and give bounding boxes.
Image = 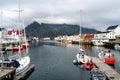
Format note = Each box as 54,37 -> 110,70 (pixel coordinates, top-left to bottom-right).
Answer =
16,56 -> 30,76
76,49 -> 91,64
0,55 -> 30,76
76,54 -> 91,63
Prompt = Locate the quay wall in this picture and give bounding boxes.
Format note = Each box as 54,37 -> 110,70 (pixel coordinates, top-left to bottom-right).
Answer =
72,41 -> 93,45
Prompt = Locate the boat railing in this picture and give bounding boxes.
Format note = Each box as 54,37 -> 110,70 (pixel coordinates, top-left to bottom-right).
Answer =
8,53 -> 20,60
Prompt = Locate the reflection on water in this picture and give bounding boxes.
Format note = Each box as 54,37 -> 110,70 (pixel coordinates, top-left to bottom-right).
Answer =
28,40 -> 120,80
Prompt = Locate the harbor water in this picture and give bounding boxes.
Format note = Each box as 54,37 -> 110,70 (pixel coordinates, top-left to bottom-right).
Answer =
28,41 -> 120,80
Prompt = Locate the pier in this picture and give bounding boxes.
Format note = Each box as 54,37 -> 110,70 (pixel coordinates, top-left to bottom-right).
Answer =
92,57 -> 120,80
0,64 -> 35,80
0,68 -> 16,80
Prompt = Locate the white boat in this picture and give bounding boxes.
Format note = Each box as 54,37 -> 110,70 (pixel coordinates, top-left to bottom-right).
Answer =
0,54 -> 31,78
0,1 -> 32,79
90,68 -> 106,80
98,50 -> 115,65
114,44 -> 120,50
16,55 -> 30,76
73,11 -> 91,65
76,49 -> 91,64
98,50 -> 112,59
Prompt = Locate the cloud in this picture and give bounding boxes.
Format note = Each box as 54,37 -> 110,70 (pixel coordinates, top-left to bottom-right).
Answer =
0,0 -> 120,31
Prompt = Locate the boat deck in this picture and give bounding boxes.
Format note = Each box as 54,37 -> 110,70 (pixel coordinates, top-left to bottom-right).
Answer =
92,57 -> 120,80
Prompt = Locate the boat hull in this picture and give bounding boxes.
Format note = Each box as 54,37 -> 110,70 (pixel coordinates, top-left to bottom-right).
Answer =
16,56 -> 30,76
98,50 -> 115,65
83,63 -> 97,70
104,57 -> 115,65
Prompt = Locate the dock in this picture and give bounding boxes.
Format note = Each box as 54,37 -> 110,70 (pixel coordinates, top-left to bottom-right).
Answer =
0,64 -> 35,80
92,57 -> 120,80
0,68 -> 16,80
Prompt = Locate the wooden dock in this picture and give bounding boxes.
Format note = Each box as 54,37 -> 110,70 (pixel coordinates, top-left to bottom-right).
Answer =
0,68 -> 16,80
92,57 -> 120,80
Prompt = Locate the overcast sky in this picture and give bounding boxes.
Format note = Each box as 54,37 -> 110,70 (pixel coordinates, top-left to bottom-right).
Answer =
0,0 -> 120,31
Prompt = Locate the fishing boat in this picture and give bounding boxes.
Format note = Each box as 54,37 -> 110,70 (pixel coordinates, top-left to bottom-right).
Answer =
90,68 -> 106,80
98,50 -> 115,65
0,33 -> 32,79
0,0 -> 34,79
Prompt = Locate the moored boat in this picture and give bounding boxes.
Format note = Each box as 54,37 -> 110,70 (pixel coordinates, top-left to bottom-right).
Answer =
114,44 -> 120,50
83,61 -> 97,70
76,48 -> 91,64
90,68 -> 106,80
98,50 -> 115,65
67,40 -> 73,44
16,55 -> 30,76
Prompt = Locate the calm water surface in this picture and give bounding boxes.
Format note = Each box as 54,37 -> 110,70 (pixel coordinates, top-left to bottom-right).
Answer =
28,41 -> 120,80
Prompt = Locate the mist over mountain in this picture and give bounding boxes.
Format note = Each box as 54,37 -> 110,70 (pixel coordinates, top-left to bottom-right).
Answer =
25,21 -> 99,38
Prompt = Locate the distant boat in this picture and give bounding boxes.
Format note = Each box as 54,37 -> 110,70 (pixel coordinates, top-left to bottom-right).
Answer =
114,44 -> 120,50
67,40 -> 73,44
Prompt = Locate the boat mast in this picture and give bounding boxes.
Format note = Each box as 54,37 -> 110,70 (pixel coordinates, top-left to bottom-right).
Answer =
79,10 -> 82,49
18,0 -> 22,56
23,20 -> 28,54
0,12 -> 3,71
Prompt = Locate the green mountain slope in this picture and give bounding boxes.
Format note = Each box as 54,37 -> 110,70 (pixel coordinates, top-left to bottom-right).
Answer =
25,21 -> 98,38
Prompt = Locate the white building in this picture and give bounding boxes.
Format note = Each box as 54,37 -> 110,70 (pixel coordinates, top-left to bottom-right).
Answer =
106,25 -> 120,39
92,25 -> 120,46
92,32 -> 109,46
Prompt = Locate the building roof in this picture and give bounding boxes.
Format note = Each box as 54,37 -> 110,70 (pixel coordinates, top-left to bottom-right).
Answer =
106,25 -> 118,30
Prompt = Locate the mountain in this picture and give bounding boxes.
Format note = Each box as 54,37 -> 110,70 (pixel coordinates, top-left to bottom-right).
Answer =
25,21 -> 99,38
